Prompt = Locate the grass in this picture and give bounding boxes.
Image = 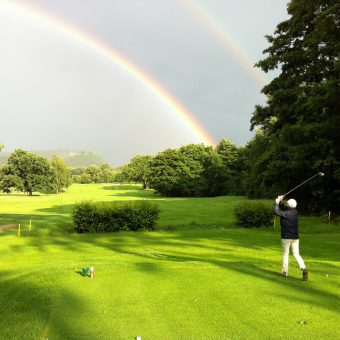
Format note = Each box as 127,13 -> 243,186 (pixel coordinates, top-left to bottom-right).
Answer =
1,184 -> 338,235
0,184 -> 339,339
0,184 -> 247,234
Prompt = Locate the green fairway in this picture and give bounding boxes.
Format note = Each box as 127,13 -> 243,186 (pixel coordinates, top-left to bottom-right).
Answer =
0,184 -> 339,339
0,184 -> 336,235
0,184 -> 246,235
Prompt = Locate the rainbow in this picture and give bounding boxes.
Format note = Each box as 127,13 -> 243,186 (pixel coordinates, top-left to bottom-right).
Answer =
0,0 -> 216,146
184,0 -> 269,87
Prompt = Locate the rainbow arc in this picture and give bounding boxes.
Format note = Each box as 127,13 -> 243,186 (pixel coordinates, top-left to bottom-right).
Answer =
0,0 -> 216,145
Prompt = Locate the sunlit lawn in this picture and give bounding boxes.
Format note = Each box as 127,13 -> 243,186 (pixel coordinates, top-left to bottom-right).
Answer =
0,184 -> 339,339
0,184 -> 246,234
0,184 -> 336,235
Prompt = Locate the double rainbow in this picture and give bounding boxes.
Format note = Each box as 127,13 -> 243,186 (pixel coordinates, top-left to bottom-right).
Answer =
185,0 -> 268,86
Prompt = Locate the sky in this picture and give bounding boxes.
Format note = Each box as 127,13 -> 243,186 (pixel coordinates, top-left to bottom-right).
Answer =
0,0 -> 289,166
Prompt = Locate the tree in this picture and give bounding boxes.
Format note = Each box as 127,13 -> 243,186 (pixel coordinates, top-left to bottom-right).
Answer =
148,148 -> 202,196
80,173 -> 93,184
51,155 -> 72,193
0,165 -> 23,193
250,0 -> 340,212
85,165 -> 102,183
242,130 -> 278,198
216,138 -> 239,168
179,144 -> 229,196
71,165 -> 114,184
112,168 -> 127,184
70,167 -> 86,183
215,139 -> 244,194
6,149 -> 57,195
122,155 -> 153,189
147,144 -> 233,197
100,163 -> 114,183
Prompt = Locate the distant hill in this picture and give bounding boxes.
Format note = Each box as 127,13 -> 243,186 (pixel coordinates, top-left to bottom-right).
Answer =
0,149 -> 107,167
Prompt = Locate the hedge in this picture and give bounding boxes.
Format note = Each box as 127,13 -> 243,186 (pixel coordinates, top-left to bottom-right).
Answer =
234,201 -> 273,228
73,200 -> 160,233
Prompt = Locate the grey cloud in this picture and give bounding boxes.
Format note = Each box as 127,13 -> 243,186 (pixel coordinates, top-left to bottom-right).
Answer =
1,0 -> 288,164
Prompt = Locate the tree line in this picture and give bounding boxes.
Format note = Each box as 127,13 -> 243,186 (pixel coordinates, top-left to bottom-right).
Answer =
0,149 -> 118,195
120,139 -> 242,197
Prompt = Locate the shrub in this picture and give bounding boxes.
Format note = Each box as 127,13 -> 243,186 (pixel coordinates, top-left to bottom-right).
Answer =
73,200 -> 160,233
234,201 -> 273,228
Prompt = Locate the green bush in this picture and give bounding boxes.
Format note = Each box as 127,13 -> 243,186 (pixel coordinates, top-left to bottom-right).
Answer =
73,200 -> 160,233
234,201 -> 273,228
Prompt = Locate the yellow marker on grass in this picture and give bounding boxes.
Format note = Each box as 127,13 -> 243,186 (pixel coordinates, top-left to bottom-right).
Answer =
29,219 -> 32,232
18,224 -> 21,237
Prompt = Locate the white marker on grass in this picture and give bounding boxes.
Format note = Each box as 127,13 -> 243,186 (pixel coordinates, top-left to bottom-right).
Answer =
90,267 -> 95,278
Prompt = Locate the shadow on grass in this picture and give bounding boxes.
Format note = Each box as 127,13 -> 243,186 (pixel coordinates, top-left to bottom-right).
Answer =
108,190 -> 155,198
0,213 -> 73,237
0,270 -> 90,339
101,184 -> 143,191
0,193 -> 42,197
102,184 -> 193,200
75,270 -> 86,277
1,229 -> 340,339
9,228 -> 339,313
35,203 -> 75,214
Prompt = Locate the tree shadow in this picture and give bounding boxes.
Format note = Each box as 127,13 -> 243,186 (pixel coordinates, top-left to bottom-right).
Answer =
79,233 -> 340,314
35,203 -> 76,214
0,193 -> 42,197
108,190 -> 155,198
0,270 -> 88,339
1,229 -> 340,338
0,213 -> 73,236
101,184 -> 144,191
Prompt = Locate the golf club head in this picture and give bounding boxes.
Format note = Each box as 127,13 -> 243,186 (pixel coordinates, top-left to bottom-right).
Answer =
318,172 -> 324,176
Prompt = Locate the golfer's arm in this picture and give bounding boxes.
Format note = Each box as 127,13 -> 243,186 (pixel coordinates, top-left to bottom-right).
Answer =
273,204 -> 289,218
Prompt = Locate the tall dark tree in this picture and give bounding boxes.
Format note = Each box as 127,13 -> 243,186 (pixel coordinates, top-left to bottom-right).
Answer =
215,139 -> 244,194
249,0 -> 340,213
180,144 -> 227,196
216,138 -> 239,168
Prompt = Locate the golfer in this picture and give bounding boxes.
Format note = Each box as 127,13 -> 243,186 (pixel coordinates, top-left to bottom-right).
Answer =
273,196 -> 308,281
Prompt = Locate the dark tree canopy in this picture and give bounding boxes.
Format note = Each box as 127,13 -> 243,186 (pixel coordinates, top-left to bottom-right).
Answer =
134,141 -> 241,197
249,0 -> 340,212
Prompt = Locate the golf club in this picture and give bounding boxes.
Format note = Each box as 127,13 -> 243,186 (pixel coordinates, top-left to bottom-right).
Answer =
282,172 -> 324,198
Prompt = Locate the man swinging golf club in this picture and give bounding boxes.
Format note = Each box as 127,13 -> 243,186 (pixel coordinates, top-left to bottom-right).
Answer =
274,196 -> 308,281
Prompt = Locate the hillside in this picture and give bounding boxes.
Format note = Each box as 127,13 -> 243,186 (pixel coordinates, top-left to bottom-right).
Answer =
0,149 -> 107,167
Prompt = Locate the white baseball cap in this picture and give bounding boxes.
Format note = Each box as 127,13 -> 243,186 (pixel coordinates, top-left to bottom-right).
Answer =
287,199 -> 297,208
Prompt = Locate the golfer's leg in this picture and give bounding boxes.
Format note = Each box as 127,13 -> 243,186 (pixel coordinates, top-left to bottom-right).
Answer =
282,239 -> 290,273
291,239 -> 306,269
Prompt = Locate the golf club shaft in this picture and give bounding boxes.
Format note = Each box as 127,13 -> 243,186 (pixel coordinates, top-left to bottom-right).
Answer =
282,172 -> 323,197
